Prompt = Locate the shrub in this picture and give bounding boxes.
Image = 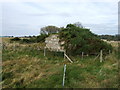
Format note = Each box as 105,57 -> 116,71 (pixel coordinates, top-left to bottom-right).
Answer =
21,39 -> 31,43
59,24 -> 113,56
20,34 -> 48,43
10,37 -> 21,41
35,34 -> 48,42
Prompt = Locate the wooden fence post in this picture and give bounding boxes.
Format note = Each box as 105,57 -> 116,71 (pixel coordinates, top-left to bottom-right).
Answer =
109,50 -> 111,54
62,64 -> 66,87
82,52 -> 84,60
64,53 -> 73,63
44,47 -> 46,56
94,54 -> 100,61
100,50 -> 103,62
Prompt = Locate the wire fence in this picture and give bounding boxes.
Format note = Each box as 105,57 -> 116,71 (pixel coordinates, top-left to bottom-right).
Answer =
2,42 -> 113,63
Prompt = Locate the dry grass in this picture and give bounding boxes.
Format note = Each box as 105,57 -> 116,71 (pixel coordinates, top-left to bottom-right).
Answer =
2,37 -> 119,88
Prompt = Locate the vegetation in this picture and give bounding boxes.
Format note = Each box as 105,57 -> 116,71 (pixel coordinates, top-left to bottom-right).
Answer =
2,22 -> 119,88
2,37 -> 118,88
10,37 -> 21,41
59,24 -> 113,55
99,34 -> 120,41
10,34 -> 48,43
74,22 -> 84,28
40,26 -> 61,34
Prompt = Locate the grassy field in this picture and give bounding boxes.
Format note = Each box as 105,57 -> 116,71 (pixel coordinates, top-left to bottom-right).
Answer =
1,37 -> 119,88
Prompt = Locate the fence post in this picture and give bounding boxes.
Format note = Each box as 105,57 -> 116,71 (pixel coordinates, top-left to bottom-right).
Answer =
44,47 -> 46,56
62,64 -> 66,87
94,54 -> 100,61
82,52 -> 84,60
109,50 -> 111,54
64,53 -> 73,63
100,50 -> 103,62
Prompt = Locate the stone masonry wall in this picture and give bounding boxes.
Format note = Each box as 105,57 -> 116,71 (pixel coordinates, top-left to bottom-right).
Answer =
45,34 -> 64,52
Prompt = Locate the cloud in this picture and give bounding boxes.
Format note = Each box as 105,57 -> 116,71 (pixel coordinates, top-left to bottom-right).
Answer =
0,0 -> 119,3
85,23 -> 118,35
2,24 -> 40,36
1,1 -> 118,36
29,12 -> 71,17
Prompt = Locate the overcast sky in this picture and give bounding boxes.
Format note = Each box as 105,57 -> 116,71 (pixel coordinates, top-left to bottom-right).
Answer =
1,0 -> 118,36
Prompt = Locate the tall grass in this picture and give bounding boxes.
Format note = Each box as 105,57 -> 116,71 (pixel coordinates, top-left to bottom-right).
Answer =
2,38 -> 119,88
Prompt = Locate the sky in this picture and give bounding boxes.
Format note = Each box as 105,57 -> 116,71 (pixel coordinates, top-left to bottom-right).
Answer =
0,0 -> 119,36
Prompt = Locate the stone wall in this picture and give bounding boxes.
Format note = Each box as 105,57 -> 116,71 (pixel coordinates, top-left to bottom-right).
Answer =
45,34 -> 64,52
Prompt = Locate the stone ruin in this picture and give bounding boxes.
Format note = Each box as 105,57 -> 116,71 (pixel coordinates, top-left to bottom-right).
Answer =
45,34 -> 64,52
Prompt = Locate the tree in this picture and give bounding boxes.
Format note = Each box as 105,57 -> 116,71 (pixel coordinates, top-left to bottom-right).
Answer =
40,26 -> 60,34
59,24 -> 112,56
74,22 -> 84,28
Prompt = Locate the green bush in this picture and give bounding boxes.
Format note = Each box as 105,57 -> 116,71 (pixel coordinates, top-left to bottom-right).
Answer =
21,39 -> 31,43
35,34 -> 48,42
99,34 -> 119,41
10,37 -> 21,41
59,24 -> 113,55
20,34 -> 48,43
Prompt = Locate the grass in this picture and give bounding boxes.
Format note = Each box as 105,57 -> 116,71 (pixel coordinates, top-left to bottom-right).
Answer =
1,37 -> 119,88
